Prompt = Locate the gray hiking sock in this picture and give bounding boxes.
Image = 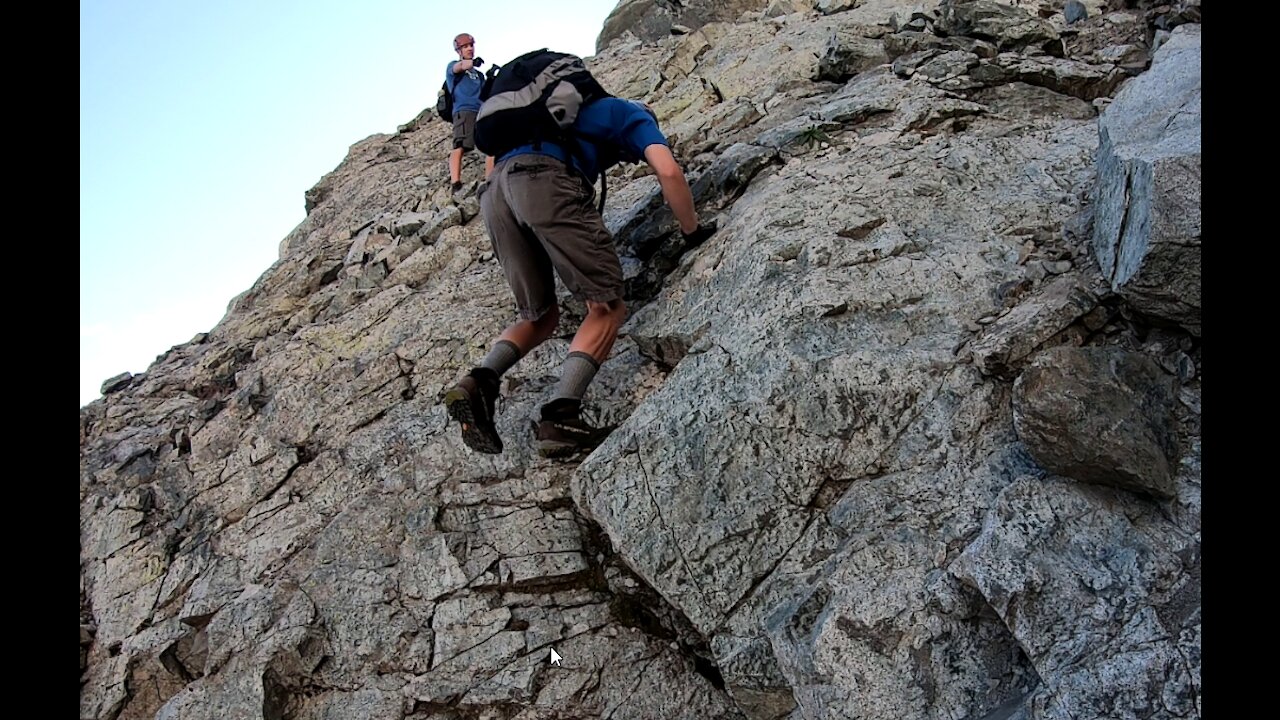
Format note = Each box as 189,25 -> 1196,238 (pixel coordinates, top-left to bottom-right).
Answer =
480,340 -> 522,377
551,352 -> 600,403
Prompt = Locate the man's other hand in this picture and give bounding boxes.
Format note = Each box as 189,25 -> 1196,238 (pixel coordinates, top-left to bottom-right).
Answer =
681,220 -> 718,246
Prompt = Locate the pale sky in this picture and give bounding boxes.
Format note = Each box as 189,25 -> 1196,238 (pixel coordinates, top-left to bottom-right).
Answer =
80,0 -> 620,407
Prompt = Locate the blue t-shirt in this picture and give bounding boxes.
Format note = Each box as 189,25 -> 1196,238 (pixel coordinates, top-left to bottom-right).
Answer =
445,62 -> 484,114
498,98 -> 668,185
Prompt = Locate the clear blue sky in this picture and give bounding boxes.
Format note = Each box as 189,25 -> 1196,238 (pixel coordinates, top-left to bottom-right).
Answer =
80,0 -> 619,407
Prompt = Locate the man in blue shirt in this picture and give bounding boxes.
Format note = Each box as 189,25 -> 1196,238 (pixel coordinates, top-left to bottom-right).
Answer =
444,97 -> 717,458
445,33 -> 494,192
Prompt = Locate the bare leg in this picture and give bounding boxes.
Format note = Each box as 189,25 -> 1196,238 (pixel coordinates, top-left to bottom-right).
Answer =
535,300 -> 628,454
569,299 -> 627,363
497,304 -> 561,356
449,148 -> 463,183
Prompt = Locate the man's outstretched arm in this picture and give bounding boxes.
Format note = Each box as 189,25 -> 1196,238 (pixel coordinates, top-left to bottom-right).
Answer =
643,144 -> 699,235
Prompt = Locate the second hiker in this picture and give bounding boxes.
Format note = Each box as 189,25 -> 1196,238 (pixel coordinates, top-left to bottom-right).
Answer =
444,32 -> 494,192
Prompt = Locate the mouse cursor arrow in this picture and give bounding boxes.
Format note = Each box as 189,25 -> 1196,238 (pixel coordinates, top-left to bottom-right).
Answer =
550,648 -> 563,667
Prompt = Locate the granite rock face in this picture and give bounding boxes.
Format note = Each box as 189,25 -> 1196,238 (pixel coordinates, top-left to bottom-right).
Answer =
82,2 -> 1201,718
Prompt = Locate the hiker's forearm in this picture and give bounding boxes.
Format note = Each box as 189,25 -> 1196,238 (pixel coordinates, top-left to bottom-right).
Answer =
645,145 -> 698,234
659,175 -> 698,235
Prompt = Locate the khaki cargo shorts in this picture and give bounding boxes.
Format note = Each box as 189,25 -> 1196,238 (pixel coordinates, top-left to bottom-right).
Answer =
479,155 -> 622,320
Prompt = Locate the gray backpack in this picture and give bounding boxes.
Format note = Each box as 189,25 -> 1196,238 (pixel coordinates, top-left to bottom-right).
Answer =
474,49 -> 612,159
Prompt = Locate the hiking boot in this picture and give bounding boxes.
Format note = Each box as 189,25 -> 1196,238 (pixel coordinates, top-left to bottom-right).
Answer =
451,180 -> 464,193
535,398 -> 615,458
444,367 -> 502,454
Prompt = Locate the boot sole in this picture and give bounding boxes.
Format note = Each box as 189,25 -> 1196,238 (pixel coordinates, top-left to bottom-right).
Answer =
444,387 -> 503,454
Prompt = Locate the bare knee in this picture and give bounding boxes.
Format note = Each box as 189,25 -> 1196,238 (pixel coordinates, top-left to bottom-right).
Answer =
587,299 -> 627,329
520,304 -> 559,346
